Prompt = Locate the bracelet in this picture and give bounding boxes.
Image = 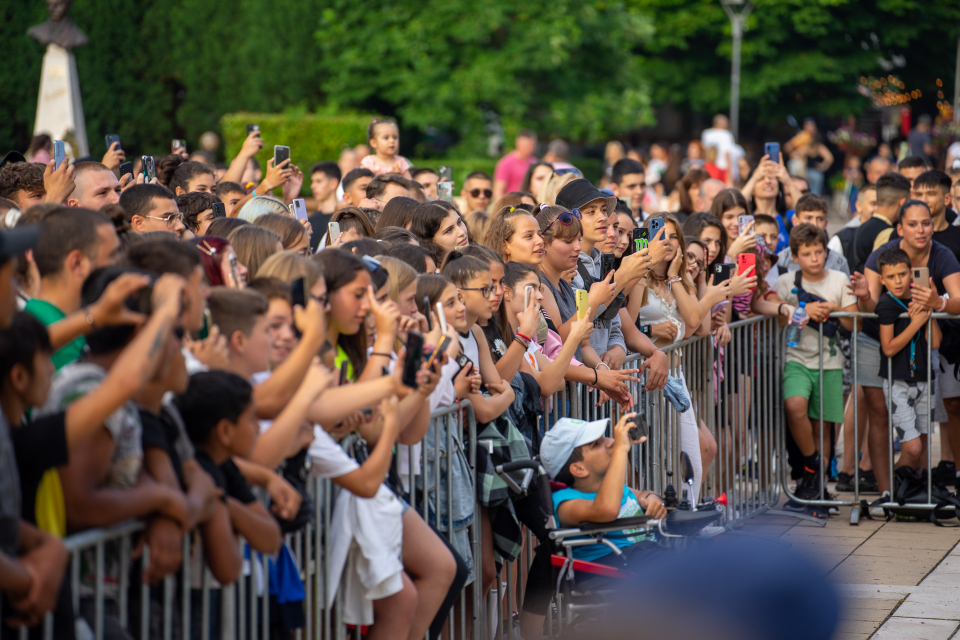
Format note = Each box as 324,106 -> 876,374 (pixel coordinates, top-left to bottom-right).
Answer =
667,276 -> 682,285
778,303 -> 786,317
939,297 -> 948,312
82,306 -> 96,327
370,351 -> 392,358
595,362 -> 610,370
592,368 -> 598,386
513,335 -> 529,349
515,331 -> 533,342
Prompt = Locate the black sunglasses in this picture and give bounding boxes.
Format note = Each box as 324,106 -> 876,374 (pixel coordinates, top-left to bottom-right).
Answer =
469,189 -> 493,198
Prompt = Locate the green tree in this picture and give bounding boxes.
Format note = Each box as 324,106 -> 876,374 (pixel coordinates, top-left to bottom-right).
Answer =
633,0 -> 960,127
316,0 -> 655,154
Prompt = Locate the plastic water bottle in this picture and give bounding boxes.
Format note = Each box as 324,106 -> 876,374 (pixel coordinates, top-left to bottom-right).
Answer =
786,302 -> 807,348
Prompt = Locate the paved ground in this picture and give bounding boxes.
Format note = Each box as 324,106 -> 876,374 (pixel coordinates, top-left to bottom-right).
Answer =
737,502 -> 960,639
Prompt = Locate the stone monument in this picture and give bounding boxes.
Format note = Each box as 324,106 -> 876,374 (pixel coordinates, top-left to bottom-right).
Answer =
28,0 -> 89,157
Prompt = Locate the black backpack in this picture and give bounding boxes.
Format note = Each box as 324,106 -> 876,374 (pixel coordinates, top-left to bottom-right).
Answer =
863,466 -> 960,525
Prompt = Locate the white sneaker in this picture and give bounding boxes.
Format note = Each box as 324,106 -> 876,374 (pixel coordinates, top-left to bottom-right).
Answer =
869,491 -> 891,519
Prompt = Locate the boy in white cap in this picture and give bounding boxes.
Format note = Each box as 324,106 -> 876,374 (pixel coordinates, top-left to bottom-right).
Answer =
540,413 -> 666,563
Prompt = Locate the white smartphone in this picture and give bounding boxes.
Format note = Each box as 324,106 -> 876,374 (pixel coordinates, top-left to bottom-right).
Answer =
436,301 -> 447,334
291,198 -> 308,221
54,140 -> 66,170
328,221 -> 340,240
524,285 -> 534,309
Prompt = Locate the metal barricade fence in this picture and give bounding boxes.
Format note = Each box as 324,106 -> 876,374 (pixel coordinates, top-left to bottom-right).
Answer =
784,312 -> 959,525
24,317 -> 792,640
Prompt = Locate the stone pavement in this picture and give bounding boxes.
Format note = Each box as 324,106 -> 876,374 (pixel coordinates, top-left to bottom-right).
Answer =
737,506 -> 960,639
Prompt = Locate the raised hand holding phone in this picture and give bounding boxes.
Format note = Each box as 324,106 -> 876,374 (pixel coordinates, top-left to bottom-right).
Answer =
518,285 -> 541,339
586,270 -> 616,310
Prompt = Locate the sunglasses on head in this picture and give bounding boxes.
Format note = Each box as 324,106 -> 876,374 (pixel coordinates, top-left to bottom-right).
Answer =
542,209 -> 582,234
554,168 -> 582,177
469,189 -> 492,199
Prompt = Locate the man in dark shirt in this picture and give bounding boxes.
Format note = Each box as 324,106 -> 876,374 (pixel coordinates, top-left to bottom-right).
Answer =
853,173 -> 910,273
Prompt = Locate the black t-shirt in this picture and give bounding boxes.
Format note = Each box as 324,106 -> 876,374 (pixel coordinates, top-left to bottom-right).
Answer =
945,208 -> 958,226
194,450 -> 257,504
308,212 -> 334,252
481,320 -> 507,364
854,215 -> 893,273
139,409 -> 185,488
876,292 -> 929,381
11,412 -> 68,526
863,239 -> 960,340
934,223 -> 960,260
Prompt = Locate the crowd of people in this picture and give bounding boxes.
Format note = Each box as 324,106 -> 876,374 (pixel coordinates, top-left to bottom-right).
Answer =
2,109 -> 960,640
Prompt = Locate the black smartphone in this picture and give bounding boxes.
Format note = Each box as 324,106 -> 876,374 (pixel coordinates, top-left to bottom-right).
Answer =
211,202 -> 226,219
401,332 -> 425,389
425,335 -> 451,369
339,361 -> 350,385
141,155 -> 155,180
105,134 -> 121,151
764,142 -> 780,163
423,296 -> 432,331
274,145 -> 290,166
600,253 -> 616,280
119,162 -> 133,181
247,124 -> 260,135
628,415 -> 649,442
713,262 -> 735,284
455,353 -> 473,378
291,277 -> 306,308
136,283 -> 154,315
629,228 -> 649,255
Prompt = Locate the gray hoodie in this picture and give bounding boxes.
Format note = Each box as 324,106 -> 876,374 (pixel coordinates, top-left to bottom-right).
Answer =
572,248 -> 626,358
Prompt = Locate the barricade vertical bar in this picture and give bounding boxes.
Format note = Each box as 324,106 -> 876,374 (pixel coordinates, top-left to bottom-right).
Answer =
819,322 -> 825,502
119,533 -> 130,629
888,355 -> 894,508
72,550 -> 81,615
182,536 -> 190,640
139,546 -> 149,640
853,322 -> 860,508
238,551 -> 246,640
200,544 -> 209,640
163,576 -> 173,640
261,552 -> 269,640
927,315 -> 933,505
95,539 -> 104,640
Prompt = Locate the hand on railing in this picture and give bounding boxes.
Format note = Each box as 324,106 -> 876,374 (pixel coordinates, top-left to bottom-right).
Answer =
267,472 -> 303,521
804,301 -> 836,323
136,517 -> 183,585
638,349 -> 668,390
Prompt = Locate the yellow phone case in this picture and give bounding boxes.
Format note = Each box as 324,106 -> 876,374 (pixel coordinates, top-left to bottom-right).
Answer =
576,289 -> 589,319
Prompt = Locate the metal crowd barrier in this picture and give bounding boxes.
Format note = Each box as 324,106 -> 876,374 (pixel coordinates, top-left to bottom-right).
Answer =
23,316 -> 795,640
784,312 -> 960,524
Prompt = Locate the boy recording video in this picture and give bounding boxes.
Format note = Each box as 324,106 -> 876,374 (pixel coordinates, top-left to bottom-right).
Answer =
540,414 -> 666,564
875,247 -> 941,470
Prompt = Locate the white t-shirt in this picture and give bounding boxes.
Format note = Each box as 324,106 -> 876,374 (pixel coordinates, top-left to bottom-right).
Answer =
701,128 -> 737,170
774,269 -> 857,370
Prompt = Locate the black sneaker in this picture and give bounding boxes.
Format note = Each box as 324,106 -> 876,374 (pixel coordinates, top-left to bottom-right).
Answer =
858,469 -> 880,494
933,461 -> 957,488
796,465 -> 823,501
835,472 -> 856,492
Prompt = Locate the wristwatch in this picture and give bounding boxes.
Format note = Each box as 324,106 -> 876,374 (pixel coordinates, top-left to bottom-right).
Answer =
640,324 -> 651,337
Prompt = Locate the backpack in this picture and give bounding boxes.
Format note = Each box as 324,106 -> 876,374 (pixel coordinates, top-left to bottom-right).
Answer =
792,271 -> 841,338
862,466 -> 960,525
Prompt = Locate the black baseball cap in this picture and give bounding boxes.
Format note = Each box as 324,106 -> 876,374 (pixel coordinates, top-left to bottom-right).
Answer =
556,178 -> 618,214
0,151 -> 26,169
0,224 -> 39,261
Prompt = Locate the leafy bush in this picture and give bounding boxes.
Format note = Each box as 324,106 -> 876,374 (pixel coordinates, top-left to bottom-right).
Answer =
221,112 -> 373,174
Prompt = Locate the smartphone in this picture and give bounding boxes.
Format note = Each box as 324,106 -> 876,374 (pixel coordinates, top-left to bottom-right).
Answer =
711,300 -> 731,314
439,166 -> 452,181
338,361 -> 350,385
576,289 -> 589,319
328,221 -> 340,240
425,335 -> 451,369
401,332 -> 425,389
119,162 -> 133,181
713,263 -> 735,284
648,217 -> 665,240
630,228 -> 649,255
755,234 -> 767,253
436,302 -> 447,335
228,253 -> 240,285
524,285 -> 534,310
291,198 -> 308,222
54,140 -> 66,170
423,297 -> 433,331
438,181 -> 453,202
737,253 -> 757,289
141,155 -> 155,180
246,124 -> 260,135
274,145 -> 290,166
455,353 -> 473,378
291,277 -> 306,308
211,202 -> 226,219
627,415 -> 649,442
764,142 -> 780,163
105,134 -> 121,151
912,267 -> 930,289
172,139 -> 186,153
600,253 -> 616,281
738,214 -> 754,236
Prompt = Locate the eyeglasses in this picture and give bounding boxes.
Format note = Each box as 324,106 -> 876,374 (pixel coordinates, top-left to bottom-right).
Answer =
142,212 -> 183,224
686,252 -> 703,273
469,189 -> 493,199
460,285 -> 496,299
542,208 -> 582,235
554,168 -> 582,177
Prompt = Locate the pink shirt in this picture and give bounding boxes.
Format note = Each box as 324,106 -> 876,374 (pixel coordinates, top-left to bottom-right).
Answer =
360,154 -> 411,176
494,152 -> 537,193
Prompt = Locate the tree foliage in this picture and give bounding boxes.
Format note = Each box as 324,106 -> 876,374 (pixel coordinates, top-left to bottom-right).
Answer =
316,0 -> 655,152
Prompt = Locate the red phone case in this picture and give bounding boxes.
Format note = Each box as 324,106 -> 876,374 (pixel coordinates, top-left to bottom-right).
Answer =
737,253 -> 757,290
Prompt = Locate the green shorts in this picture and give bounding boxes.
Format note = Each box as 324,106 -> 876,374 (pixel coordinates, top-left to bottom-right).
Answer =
783,361 -> 844,423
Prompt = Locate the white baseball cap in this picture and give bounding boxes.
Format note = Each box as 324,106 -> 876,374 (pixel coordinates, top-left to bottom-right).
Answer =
540,417 -> 610,480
